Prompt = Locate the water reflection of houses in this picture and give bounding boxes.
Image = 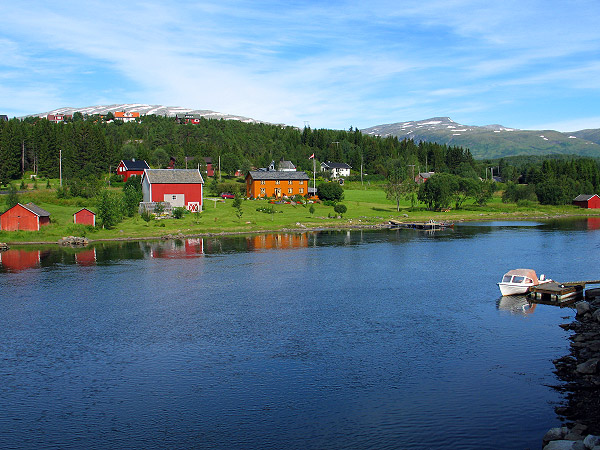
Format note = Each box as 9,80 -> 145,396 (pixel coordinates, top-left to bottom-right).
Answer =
148,239 -> 204,259
246,233 -> 309,250
75,248 -> 97,266
0,248 -> 41,272
587,217 -> 600,230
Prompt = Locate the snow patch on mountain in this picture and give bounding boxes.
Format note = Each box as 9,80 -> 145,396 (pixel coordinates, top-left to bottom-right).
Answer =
26,103 -> 269,124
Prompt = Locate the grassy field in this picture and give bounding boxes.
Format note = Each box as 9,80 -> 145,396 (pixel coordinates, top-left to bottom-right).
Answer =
1,179 -> 599,244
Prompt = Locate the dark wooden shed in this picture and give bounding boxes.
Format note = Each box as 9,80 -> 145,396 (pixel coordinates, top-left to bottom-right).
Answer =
573,194 -> 600,209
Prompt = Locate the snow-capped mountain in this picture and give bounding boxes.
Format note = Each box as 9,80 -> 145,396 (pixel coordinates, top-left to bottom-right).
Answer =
29,103 -> 268,124
361,117 -> 600,158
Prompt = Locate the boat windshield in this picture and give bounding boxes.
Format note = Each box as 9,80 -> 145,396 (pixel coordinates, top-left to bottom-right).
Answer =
502,275 -> 512,282
512,276 -> 525,284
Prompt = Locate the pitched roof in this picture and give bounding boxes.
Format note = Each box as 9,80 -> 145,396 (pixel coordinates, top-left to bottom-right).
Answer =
573,194 -> 599,202
247,170 -> 309,181
121,159 -> 150,170
143,169 -> 204,184
321,161 -> 351,169
277,160 -> 296,170
22,202 -> 51,217
75,208 -> 96,215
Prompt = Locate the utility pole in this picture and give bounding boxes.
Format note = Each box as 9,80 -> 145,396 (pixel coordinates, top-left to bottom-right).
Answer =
218,155 -> 221,182
360,154 -> 364,187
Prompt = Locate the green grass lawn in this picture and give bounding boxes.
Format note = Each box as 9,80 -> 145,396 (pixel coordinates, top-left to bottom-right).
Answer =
1,182 -> 599,244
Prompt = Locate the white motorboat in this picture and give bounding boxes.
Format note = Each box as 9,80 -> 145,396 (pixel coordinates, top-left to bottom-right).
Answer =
497,269 -> 549,296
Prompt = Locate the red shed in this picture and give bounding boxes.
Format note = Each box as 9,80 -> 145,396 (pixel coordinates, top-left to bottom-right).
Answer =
141,169 -> 204,212
116,159 -> 150,182
74,208 -> 96,226
1,203 -> 51,231
573,194 -> 600,209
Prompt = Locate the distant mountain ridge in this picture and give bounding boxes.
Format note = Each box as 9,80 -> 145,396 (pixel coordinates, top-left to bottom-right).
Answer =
361,117 -> 600,159
23,106 -> 600,159
28,103 -> 268,124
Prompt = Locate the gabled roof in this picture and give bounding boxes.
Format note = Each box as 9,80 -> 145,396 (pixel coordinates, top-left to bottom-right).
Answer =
75,208 -> 96,215
143,169 -> 204,184
120,159 -> 150,170
573,194 -> 599,202
0,115 -> 8,121
22,202 -> 51,217
247,171 -> 309,181
418,172 -> 434,179
321,161 -> 351,169
277,160 -> 296,170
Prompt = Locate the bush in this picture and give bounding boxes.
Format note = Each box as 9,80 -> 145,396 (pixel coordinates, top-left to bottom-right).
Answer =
173,207 -> 186,219
317,182 -> 344,202
334,203 -> 347,216
141,210 -> 153,222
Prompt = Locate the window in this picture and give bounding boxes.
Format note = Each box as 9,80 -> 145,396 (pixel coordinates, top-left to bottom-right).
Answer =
288,180 -> 293,185
299,188 -> 304,194
172,195 -> 177,200
299,180 -> 304,184
512,276 -> 525,284
275,180 -> 280,185
288,188 -> 293,194
502,275 -> 512,282
260,188 -> 266,195
260,180 -> 265,185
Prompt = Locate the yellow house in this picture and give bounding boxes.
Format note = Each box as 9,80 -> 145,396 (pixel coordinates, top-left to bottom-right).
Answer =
246,171 -> 310,198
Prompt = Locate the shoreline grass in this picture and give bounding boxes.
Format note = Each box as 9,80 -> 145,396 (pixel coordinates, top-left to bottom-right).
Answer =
2,184 -> 600,244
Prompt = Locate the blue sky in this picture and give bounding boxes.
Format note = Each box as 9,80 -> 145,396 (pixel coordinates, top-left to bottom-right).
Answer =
1,0 -> 599,131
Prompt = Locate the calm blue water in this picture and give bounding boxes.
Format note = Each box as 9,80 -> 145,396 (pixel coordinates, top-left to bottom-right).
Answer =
1,219 -> 600,450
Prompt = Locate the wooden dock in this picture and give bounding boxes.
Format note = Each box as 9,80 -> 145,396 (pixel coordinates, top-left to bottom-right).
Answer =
389,219 -> 454,230
528,282 -> 583,305
528,279 -> 600,305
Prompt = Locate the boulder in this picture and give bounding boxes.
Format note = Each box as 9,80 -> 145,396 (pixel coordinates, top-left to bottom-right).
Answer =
543,440 -> 581,450
584,435 -> 600,449
576,301 -> 592,317
545,427 -> 568,442
576,358 -> 600,375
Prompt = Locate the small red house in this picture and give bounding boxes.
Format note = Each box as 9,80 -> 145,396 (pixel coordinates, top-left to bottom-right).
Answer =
116,159 -> 150,182
573,194 -> 600,209
74,208 -> 96,226
1,203 -> 51,231
142,169 -> 204,212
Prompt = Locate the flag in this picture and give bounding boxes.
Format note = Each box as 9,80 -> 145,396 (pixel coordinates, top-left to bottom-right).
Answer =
309,153 -> 314,159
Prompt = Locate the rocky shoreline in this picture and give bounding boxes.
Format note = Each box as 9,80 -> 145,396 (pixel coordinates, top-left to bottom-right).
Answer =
542,290 -> 600,449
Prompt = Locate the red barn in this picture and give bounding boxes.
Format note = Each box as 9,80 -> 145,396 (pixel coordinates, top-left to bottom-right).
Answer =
1,203 -> 51,231
573,194 -> 600,209
74,208 -> 96,226
141,169 -> 204,212
116,159 -> 150,182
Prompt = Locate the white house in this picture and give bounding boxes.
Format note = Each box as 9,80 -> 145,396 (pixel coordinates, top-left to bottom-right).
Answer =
321,161 -> 351,178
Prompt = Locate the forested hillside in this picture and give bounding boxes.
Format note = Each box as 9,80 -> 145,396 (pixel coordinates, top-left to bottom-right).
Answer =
0,115 -> 477,184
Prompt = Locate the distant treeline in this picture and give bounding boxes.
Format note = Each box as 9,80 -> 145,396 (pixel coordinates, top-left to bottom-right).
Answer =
0,114 -> 478,184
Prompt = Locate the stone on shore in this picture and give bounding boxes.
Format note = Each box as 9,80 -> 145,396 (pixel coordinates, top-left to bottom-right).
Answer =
58,236 -> 89,246
543,440 -> 584,450
576,301 -> 592,318
576,358 -> 600,375
583,435 -> 600,448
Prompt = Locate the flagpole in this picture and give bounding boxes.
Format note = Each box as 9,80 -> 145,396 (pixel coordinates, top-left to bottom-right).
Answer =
313,157 -> 316,190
